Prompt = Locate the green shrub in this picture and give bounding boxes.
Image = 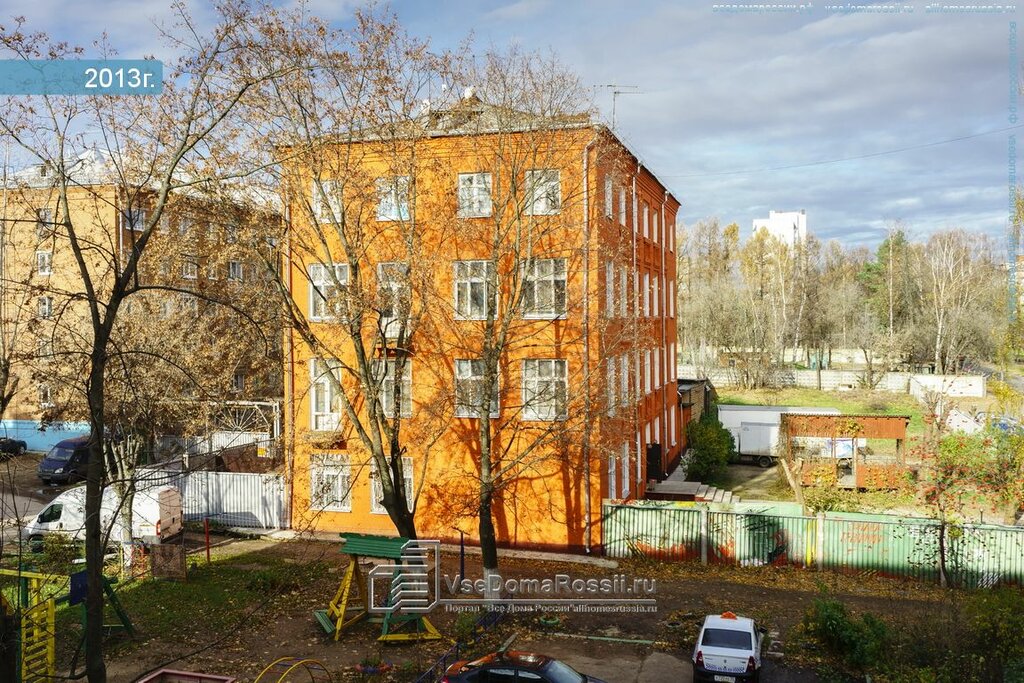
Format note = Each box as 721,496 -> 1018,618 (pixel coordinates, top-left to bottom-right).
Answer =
244,567 -> 301,593
453,610 -> 480,643
36,534 -> 81,573
686,411 -> 736,484
803,596 -> 888,672
964,588 -> 1024,668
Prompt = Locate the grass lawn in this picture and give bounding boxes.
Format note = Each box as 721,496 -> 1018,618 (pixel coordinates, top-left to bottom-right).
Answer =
717,386 -> 928,436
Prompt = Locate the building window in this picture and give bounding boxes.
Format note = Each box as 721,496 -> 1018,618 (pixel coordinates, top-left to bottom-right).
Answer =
643,272 -> 650,317
312,179 -> 343,223
308,263 -> 349,321
378,262 -> 409,335
370,456 -> 415,514
374,358 -> 412,419
522,258 -> 566,318
670,404 -> 677,446
642,202 -> 649,239
206,262 -> 219,280
310,453 -> 351,512
669,281 -> 675,318
37,340 -> 53,358
228,260 -> 244,281
36,208 -> 52,238
37,296 -> 53,319
178,217 -> 192,236
454,260 -> 495,320
232,371 -> 245,393
36,251 -> 52,276
455,359 -> 499,418
310,358 -> 342,431
653,275 -> 660,317
178,293 -> 198,316
457,172 -> 492,218
654,350 -> 661,388
621,441 -> 630,496
225,224 -> 239,244
619,267 -> 627,318
653,211 -> 660,244
525,169 -> 560,216
608,449 -> 617,500
620,355 -> 629,403
617,188 -> 626,226
645,349 -> 652,394
38,384 -> 53,408
121,207 -> 146,231
159,299 -> 173,318
377,176 -> 410,222
522,359 -> 568,421
182,258 -> 198,280
604,263 -> 614,315
606,357 -> 616,416
603,177 -> 613,218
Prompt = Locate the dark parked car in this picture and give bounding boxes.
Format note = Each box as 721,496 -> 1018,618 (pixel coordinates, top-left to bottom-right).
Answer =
443,650 -> 608,683
37,436 -> 91,485
0,437 -> 27,458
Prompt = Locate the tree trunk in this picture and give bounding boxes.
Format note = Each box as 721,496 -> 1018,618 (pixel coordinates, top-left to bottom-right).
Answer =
478,487 -> 500,601
84,357 -> 108,683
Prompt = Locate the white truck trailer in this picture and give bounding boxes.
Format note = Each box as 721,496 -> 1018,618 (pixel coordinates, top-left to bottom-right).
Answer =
717,405 -> 841,467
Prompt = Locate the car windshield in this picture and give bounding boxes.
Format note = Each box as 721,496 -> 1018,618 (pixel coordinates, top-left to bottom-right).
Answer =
544,661 -> 584,683
702,627 -> 752,650
46,446 -> 74,462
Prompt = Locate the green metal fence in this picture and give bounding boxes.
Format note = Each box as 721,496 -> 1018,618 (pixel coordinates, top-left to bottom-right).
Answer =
601,501 -> 1024,587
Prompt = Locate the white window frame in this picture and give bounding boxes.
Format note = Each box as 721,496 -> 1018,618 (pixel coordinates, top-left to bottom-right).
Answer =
606,357 -> 616,416
654,416 -> 661,446
370,456 -> 415,514
228,260 -> 244,281
232,371 -> 245,393
642,202 -> 649,239
36,208 -> 52,238
670,403 -> 677,446
455,359 -> 500,418
310,358 -> 342,432
308,262 -> 349,321
454,260 -> 495,320
653,275 -> 660,317
38,384 -> 53,408
620,355 -> 629,403
621,441 -> 630,496
643,272 -> 650,317
608,450 -> 618,500
312,179 -> 343,223
36,250 -> 52,276
121,207 -> 146,231
457,172 -> 492,218
605,262 -> 614,316
619,267 -> 628,318
310,453 -> 351,512
604,177 -> 613,218
376,176 -> 411,222
378,261 -> 409,336
182,258 -> 198,280
618,188 -> 626,226
654,350 -> 661,389
653,211 -> 659,244
521,358 -> 568,421
525,169 -> 560,216
522,257 -> 566,318
178,217 -> 192,236
645,349 -> 652,395
37,296 -> 52,319
669,281 -> 675,318
374,358 -> 412,419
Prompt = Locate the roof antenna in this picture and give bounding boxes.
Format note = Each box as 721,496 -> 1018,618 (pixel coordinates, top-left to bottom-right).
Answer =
596,84 -> 641,129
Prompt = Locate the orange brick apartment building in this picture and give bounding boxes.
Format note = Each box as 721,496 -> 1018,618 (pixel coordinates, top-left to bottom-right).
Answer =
282,95 -> 680,552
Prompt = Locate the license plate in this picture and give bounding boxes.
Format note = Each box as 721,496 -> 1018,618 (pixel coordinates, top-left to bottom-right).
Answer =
713,677 -> 735,683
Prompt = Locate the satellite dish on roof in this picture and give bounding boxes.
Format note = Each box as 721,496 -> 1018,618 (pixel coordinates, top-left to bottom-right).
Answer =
463,85 -> 477,100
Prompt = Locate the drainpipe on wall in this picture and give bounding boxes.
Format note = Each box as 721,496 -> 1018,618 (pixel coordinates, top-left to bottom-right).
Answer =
283,203 -> 296,529
581,135 -> 597,554
632,166 -> 640,491
660,190 -> 668,466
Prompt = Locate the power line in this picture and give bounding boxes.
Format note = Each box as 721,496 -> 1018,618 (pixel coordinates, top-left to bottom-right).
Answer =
665,124 -> 1024,178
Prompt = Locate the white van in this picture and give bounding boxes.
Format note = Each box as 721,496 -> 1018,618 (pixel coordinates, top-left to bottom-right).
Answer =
21,484 -> 183,550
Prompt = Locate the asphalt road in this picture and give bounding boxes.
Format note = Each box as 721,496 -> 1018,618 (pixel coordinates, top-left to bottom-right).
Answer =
0,451 -> 72,549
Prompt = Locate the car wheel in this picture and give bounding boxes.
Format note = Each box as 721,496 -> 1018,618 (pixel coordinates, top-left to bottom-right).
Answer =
17,445 -> 25,455
757,456 -> 774,468
28,535 -> 44,553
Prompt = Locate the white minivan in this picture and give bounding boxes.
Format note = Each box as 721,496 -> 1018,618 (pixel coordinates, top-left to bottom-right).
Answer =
21,484 -> 183,550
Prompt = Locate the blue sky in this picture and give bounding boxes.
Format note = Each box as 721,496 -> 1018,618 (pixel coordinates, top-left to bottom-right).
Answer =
5,0 -> 1020,247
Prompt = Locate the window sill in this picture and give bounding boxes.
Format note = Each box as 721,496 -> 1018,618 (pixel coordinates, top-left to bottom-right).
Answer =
457,212 -> 493,219
313,506 -> 352,513
454,412 -> 500,420
523,313 -> 567,321
521,415 -> 568,423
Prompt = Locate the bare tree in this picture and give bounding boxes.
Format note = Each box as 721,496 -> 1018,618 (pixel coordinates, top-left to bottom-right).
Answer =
0,5 -> 285,679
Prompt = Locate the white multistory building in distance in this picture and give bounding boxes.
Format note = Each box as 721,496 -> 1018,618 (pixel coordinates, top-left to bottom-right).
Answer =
752,209 -> 807,247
